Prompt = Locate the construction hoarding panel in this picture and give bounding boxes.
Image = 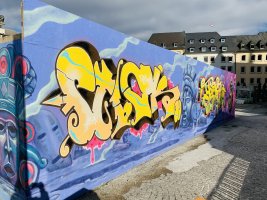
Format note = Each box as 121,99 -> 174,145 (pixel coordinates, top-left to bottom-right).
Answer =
0,0 -> 236,198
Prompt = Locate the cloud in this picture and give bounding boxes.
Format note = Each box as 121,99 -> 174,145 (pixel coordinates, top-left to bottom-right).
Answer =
26,71 -> 57,117
99,36 -> 140,58
196,64 -> 215,81
24,5 -> 80,37
162,54 -> 198,78
43,0 -> 267,41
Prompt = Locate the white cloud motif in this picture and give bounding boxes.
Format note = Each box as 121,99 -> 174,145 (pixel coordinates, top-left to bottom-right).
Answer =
196,64 -> 214,80
99,37 -> 140,58
24,5 -> 80,37
163,53 -> 187,77
26,71 -> 57,117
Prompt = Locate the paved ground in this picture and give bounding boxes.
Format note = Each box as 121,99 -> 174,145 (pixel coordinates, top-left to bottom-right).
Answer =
78,103 -> 267,200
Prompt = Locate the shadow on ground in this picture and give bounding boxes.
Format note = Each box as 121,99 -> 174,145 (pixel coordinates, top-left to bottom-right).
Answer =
206,103 -> 267,199
77,103 -> 267,200
66,188 -> 100,200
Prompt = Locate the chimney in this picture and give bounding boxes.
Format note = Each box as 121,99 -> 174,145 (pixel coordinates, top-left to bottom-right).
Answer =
0,15 -> 4,28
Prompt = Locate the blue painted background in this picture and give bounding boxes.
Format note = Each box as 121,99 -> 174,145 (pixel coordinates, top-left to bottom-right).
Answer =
0,0 -> 236,199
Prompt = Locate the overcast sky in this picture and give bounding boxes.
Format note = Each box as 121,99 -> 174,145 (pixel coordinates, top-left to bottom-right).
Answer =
0,0 -> 21,32
2,0 -> 267,41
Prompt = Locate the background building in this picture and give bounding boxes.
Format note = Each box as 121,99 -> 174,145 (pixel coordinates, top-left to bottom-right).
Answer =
148,32 -> 186,54
0,15 -> 19,42
148,31 -> 267,87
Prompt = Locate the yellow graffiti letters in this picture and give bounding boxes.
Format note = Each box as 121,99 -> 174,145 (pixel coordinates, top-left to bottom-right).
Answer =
42,42 -> 182,157
198,76 -> 226,116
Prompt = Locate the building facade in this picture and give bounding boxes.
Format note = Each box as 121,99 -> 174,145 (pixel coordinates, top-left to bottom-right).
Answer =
0,15 -> 20,42
148,31 -> 267,87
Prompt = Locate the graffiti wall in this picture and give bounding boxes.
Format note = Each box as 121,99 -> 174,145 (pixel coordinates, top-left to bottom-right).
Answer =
0,0 -> 235,198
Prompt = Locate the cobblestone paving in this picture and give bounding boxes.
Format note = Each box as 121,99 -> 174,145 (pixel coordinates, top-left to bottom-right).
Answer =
80,104 -> 267,200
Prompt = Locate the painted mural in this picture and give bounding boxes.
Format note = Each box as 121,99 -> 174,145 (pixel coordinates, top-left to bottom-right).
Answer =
0,0 -> 235,199
0,40 -> 48,199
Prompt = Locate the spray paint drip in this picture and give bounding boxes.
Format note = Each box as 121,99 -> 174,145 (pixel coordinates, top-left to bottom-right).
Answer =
84,135 -> 105,164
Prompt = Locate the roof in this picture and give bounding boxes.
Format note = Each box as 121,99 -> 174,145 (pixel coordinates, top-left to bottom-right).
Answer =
148,32 -> 186,50
185,32 -> 236,54
230,32 -> 267,52
148,31 -> 267,53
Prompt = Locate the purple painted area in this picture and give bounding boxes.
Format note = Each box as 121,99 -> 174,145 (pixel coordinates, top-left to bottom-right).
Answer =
0,0 -> 236,199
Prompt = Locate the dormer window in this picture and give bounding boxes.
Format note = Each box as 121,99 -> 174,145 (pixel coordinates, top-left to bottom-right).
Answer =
173,42 -> 178,47
222,46 -> 227,51
210,38 -> 215,43
260,43 -> 264,49
240,43 -> 245,48
220,38 -> 226,43
189,39 -> 194,44
200,39 -> 205,43
250,43 -> 255,49
161,43 -> 166,48
189,47 -> 195,52
201,47 -> 207,52
211,46 -> 216,52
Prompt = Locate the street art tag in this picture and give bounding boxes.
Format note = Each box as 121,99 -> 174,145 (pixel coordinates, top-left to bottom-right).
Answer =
198,76 -> 234,116
42,42 -> 182,157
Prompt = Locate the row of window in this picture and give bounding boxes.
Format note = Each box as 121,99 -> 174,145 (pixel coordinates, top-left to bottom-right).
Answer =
241,54 -> 267,61
189,46 -> 227,53
160,41 -> 265,50
240,66 -> 267,73
194,56 -> 233,63
240,43 -> 265,50
240,78 -> 267,84
220,66 -> 233,72
160,43 -> 178,48
188,38 -> 226,44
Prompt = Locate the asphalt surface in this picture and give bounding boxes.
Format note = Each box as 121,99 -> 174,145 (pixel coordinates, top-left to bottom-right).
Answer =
78,103 -> 267,200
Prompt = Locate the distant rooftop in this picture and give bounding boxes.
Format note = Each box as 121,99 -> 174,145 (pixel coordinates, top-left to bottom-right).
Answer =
148,32 -> 186,50
148,31 -> 267,53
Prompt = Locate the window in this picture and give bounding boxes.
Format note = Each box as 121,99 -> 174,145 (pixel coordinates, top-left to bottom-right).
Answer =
221,56 -> 226,62
257,66 -> 262,73
201,47 -> 207,52
173,42 -> 178,47
211,46 -> 216,52
210,57 -> 215,63
241,66 -> 245,73
220,38 -> 226,43
250,43 -> 255,49
228,56 -> 233,62
193,57 -> 197,60
240,43 -> 245,48
266,55 -> 267,60
210,38 -> 215,43
241,78 -> 245,84
258,54 -> 262,61
260,44 -> 264,49
200,39 -> 205,43
242,55 -> 246,61
204,56 -> 208,62
265,66 -> 267,73
257,78 -> 261,84
222,46 -> 227,51
221,66 -> 226,70
161,43 -> 166,48
251,66 -> 255,73
189,39 -> 194,44
250,78 -> 254,84
189,48 -> 195,52
251,55 -> 255,61
228,66 -> 232,72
